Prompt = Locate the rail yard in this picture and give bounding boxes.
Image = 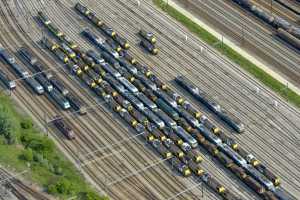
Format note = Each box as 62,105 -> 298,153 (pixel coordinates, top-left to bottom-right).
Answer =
0,0 -> 299,200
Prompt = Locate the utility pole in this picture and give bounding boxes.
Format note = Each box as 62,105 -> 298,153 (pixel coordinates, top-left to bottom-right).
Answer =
270,0 -> 273,15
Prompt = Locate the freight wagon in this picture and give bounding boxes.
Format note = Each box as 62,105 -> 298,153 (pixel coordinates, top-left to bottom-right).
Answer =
49,88 -> 70,110
0,69 -> 16,90
277,28 -> 300,50
66,93 -> 87,115
34,73 -> 53,92
19,47 -> 38,65
53,116 -> 75,139
50,78 -> 69,95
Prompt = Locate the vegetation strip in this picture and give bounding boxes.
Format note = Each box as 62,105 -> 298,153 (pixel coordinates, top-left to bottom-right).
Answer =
0,93 -> 108,200
153,0 -> 300,108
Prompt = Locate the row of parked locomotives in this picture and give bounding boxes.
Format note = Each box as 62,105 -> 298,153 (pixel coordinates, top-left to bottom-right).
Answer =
175,75 -> 245,133
0,45 -> 87,139
37,4 -> 293,200
232,0 -> 300,50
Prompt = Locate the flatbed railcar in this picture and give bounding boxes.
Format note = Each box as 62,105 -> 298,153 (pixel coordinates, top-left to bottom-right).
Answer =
53,116 -> 75,139
66,93 -> 87,115
49,88 -> 70,110
175,75 -> 245,133
0,69 -> 16,90
202,172 -> 225,194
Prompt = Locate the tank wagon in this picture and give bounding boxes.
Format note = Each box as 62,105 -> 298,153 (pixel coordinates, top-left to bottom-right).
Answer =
53,116 -> 75,139
277,28 -> 300,50
175,75 -> 245,133
0,69 -> 16,90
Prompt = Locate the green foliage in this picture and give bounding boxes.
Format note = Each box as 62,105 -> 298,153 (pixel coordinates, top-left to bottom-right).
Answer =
0,93 -> 108,199
21,148 -> 34,162
82,191 -> 109,200
153,0 -> 300,108
47,178 -> 75,195
20,118 -> 33,129
0,107 -> 16,144
21,133 -> 54,153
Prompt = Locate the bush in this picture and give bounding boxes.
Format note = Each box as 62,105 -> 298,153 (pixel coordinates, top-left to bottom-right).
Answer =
47,178 -> 74,195
0,111 -> 12,137
54,165 -> 63,176
21,133 -> 54,153
82,191 -> 109,200
21,148 -> 34,162
20,118 -> 33,129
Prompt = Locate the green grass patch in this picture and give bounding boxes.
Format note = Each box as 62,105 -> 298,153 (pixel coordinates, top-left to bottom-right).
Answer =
0,92 -> 108,200
153,0 -> 300,108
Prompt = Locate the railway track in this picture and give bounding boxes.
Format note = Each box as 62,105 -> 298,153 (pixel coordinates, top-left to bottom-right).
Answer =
177,0 -> 300,88
0,168 -> 51,200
